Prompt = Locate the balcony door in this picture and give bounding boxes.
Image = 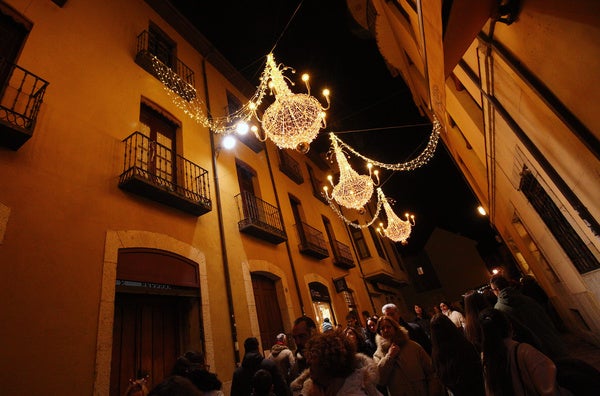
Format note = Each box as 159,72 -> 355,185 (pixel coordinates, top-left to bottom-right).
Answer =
236,161 -> 259,220
0,6 -> 29,92
290,195 -> 306,242
139,104 -> 177,188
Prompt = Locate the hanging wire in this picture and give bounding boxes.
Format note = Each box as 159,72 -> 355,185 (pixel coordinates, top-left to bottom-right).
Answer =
269,0 -> 305,54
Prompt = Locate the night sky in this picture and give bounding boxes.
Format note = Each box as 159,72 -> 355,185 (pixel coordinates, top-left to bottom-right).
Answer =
169,0 -> 497,254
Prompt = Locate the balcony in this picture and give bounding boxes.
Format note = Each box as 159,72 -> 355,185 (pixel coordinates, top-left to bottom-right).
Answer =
235,191 -> 286,244
0,58 -> 49,150
364,269 -> 408,288
332,240 -> 355,269
278,150 -> 304,184
135,30 -> 196,101
118,132 -> 212,216
296,222 -> 329,259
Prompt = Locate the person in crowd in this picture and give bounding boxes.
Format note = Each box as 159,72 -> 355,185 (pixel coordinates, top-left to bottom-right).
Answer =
147,376 -> 202,396
322,317 -> 334,333
252,369 -> 276,396
520,275 -> 565,332
464,288 -> 546,356
266,333 -> 295,385
439,300 -> 465,329
382,303 -> 431,355
479,308 -> 566,395
231,337 -> 290,396
123,375 -> 149,396
344,325 -> 373,356
290,315 -> 318,380
430,313 -> 485,396
171,350 -> 223,396
362,310 -> 372,324
290,330 -> 382,396
347,310 -> 370,343
373,315 -> 443,396
413,304 -> 431,339
490,274 -> 568,360
365,315 -> 379,357
463,290 -> 489,352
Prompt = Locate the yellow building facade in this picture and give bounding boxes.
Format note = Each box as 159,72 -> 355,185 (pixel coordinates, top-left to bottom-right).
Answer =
0,0 -> 410,394
349,0 -> 600,344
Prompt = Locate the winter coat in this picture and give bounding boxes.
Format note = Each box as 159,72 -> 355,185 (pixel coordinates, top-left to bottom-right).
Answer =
495,287 -> 568,360
373,331 -> 442,396
290,354 -> 382,396
231,351 -> 291,396
267,343 -> 295,383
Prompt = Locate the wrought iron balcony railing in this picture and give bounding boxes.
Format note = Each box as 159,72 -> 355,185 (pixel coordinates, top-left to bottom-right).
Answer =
0,57 -> 49,150
118,132 -> 212,216
296,222 -> 329,259
278,150 -> 304,184
135,30 -> 196,101
235,191 -> 286,244
332,239 -> 355,269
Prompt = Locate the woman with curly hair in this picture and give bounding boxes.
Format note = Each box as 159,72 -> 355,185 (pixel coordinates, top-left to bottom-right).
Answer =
290,330 -> 381,395
430,313 -> 484,395
373,316 -> 443,396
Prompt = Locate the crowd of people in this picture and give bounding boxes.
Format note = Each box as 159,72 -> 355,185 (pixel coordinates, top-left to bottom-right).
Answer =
135,274 -> 600,395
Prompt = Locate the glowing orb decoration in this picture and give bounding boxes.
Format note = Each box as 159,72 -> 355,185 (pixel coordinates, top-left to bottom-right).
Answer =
257,54 -> 329,152
262,93 -> 325,152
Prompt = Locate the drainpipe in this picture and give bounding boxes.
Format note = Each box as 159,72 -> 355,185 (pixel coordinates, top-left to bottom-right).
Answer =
262,146 -> 306,316
202,56 -> 240,364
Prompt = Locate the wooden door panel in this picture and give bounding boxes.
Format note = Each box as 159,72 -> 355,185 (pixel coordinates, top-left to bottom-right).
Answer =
252,275 -> 284,351
110,294 -> 181,396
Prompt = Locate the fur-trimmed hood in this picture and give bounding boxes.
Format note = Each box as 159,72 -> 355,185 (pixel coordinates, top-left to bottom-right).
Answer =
269,343 -> 289,357
374,325 -> 409,355
290,354 -> 381,396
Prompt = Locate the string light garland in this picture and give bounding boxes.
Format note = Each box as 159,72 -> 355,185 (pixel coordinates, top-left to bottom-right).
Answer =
331,118 -> 441,171
151,49 -> 430,245
151,53 -> 329,152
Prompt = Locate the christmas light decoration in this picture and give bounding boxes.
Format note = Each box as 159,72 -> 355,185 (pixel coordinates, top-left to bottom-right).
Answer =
324,132 -> 379,210
377,194 -> 415,244
151,53 -> 329,152
330,118 -> 441,171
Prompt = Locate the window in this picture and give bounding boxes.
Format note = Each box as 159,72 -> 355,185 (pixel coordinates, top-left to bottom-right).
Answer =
309,282 -> 335,327
368,227 -> 387,259
307,164 -> 327,204
519,168 -> 599,274
139,103 -> 178,187
350,227 -> 371,259
148,24 -> 175,68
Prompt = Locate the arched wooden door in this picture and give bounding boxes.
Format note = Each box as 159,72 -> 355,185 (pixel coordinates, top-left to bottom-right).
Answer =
110,293 -> 182,395
110,249 -> 201,396
252,274 -> 284,352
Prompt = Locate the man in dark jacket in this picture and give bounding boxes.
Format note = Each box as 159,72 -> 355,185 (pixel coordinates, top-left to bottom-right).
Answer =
231,337 -> 290,396
490,274 -> 568,360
